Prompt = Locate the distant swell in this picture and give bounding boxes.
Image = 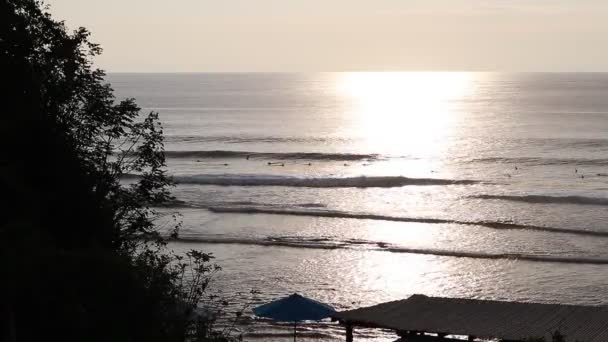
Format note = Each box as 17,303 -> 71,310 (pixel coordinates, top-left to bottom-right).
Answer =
165,150 -> 378,161
472,194 -> 608,206
207,206 -> 608,237
164,135 -> 353,144
173,174 -> 477,188
470,157 -> 608,167
161,200 -> 327,209
174,236 -> 608,265
383,248 -> 608,265
176,236 -> 343,250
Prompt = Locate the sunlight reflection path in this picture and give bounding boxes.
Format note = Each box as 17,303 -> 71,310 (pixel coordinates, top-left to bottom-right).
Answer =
335,72 -> 474,159
332,73 -> 476,290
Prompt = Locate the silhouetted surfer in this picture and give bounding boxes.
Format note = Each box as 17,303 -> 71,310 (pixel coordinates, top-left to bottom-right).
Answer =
246,155 -> 250,160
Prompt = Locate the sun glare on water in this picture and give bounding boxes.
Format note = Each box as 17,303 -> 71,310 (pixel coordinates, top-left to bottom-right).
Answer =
333,72 -> 476,276
336,72 -> 474,158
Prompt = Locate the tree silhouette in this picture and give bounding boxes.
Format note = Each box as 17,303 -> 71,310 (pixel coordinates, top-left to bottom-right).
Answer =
1,0 -> 175,251
0,1 -> 234,341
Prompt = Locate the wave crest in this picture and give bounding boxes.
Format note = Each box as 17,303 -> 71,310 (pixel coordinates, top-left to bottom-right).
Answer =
172,174 -> 477,188
164,135 -> 353,144
470,157 -> 608,167
165,150 -> 378,161
207,206 -> 608,237
472,194 -> 608,206
174,235 -> 608,265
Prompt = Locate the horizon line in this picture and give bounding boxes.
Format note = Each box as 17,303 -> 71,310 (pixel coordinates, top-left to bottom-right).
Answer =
104,70 -> 608,74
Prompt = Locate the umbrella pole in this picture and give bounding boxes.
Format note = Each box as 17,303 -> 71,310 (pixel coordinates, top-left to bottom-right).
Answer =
293,321 -> 297,342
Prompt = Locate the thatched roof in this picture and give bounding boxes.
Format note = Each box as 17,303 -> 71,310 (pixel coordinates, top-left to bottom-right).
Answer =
333,295 -> 608,341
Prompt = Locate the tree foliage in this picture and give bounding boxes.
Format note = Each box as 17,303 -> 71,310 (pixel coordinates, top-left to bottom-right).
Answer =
2,0 -> 175,252
1,1 -> 244,341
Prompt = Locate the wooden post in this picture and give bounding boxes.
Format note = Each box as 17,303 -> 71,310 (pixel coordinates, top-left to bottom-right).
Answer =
345,324 -> 353,342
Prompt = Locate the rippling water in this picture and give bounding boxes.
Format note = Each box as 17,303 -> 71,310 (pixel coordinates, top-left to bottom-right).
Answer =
109,72 -> 608,341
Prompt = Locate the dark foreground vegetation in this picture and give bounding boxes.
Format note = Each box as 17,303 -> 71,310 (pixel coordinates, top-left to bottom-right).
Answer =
0,1 -> 586,342
1,1 -> 241,341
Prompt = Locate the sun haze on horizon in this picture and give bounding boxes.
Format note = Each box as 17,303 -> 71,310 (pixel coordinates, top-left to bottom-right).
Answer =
48,0 -> 608,72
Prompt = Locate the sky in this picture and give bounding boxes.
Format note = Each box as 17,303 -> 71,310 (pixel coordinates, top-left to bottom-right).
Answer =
48,0 -> 608,72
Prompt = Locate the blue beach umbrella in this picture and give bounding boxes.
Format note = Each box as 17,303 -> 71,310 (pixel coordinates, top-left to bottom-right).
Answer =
253,293 -> 336,341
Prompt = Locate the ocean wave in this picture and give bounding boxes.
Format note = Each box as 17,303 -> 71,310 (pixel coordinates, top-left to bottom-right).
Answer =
472,194 -> 608,206
164,150 -> 379,161
512,137 -> 608,150
557,138 -> 608,149
172,174 -> 477,188
176,236 -> 345,250
161,200 -> 326,209
174,235 -> 608,265
164,135 -> 353,144
207,206 -> 608,237
383,248 -> 608,265
470,157 -> 608,167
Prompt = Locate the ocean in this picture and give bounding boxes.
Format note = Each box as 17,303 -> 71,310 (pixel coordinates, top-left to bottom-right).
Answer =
109,72 -> 608,341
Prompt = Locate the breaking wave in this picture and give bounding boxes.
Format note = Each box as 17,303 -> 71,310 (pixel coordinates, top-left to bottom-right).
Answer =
161,200 -> 327,210
174,235 -> 608,265
470,157 -> 608,167
165,150 -> 379,161
176,236 -> 345,250
383,248 -> 608,265
472,194 -> 608,206
206,206 -> 608,237
172,174 -> 478,188
164,135 -> 354,144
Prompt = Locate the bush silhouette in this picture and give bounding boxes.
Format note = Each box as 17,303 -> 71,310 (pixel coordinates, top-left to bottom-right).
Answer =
1,1 -> 236,341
